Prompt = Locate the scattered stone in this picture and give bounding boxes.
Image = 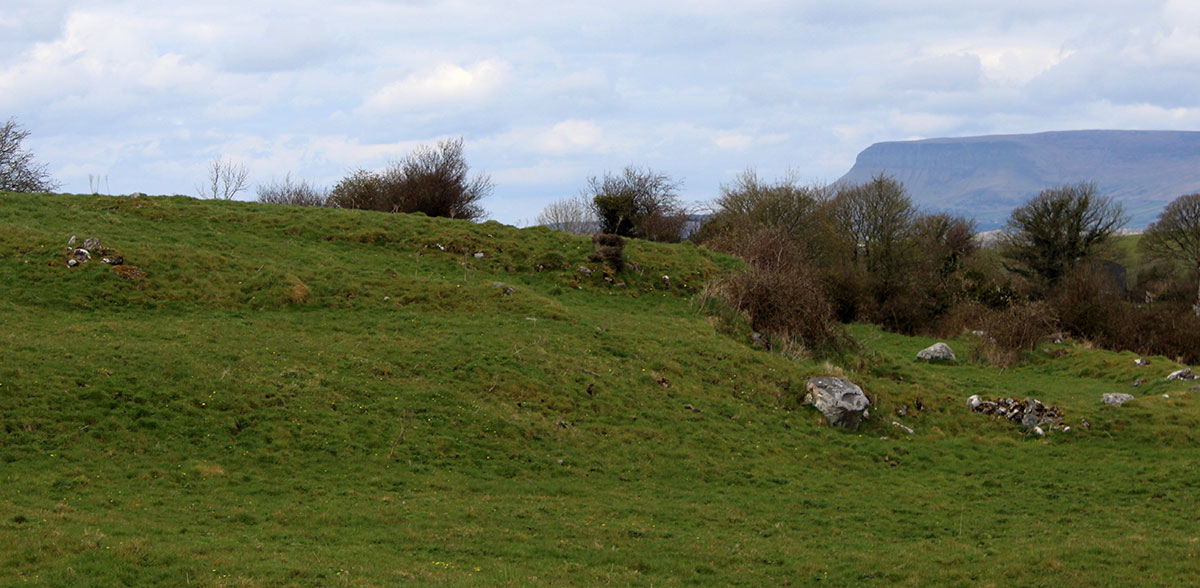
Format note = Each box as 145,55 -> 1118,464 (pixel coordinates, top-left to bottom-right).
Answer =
1163,394 -> 1171,399
67,258 -> 79,267
473,251 -> 484,259
894,404 -> 908,417
82,237 -> 100,251
556,459 -> 565,466
491,282 -> 514,296
916,342 -> 956,361
968,395 -> 1065,431
656,377 -> 671,388
67,235 -> 76,246
1032,426 -> 1045,437
750,332 -> 771,350
804,377 -> 871,430
72,248 -> 90,263
1191,385 -> 1200,391
891,421 -> 914,435
577,266 -> 592,277
1080,418 -> 1091,430
1132,378 -> 1147,387
1167,368 -> 1196,381
1134,358 -> 1151,367
101,256 -> 123,265
661,275 -> 670,288
1102,393 -> 1135,406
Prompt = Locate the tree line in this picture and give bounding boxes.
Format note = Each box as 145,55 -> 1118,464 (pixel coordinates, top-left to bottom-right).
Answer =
7,117 -> 1200,362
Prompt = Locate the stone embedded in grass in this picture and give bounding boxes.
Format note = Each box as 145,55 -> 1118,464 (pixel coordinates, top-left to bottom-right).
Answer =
82,237 -> 100,251
1132,378 -> 1146,387
1134,358 -> 1151,367
916,342 -> 956,361
72,248 -> 90,263
1167,368 -> 1196,381
804,377 -> 870,430
1103,393 -> 1136,406
113,265 -> 145,280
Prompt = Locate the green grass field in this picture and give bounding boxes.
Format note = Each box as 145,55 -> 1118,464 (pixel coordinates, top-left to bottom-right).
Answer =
2,192 -> 1198,586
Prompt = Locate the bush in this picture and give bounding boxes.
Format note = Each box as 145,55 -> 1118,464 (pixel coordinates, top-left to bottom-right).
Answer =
965,301 -> 1059,366
328,137 -> 490,220
256,173 -> 328,207
707,227 -> 846,355
587,166 -> 687,242
588,233 -> 625,271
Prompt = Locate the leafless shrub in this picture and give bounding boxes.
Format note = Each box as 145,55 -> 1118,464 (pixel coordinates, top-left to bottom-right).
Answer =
327,137 -> 490,220
256,173 -> 328,207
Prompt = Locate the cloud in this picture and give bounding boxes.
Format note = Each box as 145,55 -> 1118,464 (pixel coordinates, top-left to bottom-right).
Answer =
360,59 -> 512,113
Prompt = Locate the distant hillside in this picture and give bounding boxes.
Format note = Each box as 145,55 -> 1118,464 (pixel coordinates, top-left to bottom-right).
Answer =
838,130 -> 1200,230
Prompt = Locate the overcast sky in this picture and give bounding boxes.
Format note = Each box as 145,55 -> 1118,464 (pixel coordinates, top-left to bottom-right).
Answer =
4,0 -> 1200,224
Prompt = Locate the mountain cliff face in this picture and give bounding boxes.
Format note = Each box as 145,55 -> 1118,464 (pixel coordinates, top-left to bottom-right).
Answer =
837,130 -> 1200,230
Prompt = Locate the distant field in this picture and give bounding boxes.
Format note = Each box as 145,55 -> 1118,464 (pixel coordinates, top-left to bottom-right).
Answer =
2,193 -> 1198,586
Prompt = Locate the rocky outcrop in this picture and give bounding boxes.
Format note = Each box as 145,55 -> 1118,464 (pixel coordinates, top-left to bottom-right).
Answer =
804,377 -> 870,430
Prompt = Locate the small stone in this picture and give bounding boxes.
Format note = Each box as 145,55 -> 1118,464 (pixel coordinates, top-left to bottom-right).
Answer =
1134,358 -> 1151,367
473,251 -> 484,259
67,235 -> 76,246
67,258 -> 79,267
82,237 -> 100,251
1032,426 -> 1045,437
72,248 -> 90,262
1163,394 -> 1171,399
891,421 -> 914,435
556,459 -> 565,466
661,275 -> 670,288
577,266 -> 592,277
1132,378 -> 1146,387
967,395 -> 983,410
1102,393 -> 1135,406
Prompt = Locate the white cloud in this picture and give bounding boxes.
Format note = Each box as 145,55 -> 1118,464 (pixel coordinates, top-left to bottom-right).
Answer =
360,59 -> 512,113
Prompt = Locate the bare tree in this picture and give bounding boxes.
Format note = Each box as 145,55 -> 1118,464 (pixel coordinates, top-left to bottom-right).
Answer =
1141,192 -> 1200,312
536,195 -> 596,234
0,118 -> 60,192
197,157 -> 249,200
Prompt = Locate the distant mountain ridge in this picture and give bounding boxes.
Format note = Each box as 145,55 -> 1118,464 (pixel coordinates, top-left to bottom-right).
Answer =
837,130 -> 1200,230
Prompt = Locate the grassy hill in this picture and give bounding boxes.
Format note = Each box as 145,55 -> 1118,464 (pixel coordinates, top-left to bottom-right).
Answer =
2,192 -> 1199,586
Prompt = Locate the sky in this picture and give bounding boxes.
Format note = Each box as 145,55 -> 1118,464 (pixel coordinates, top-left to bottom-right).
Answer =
4,0 -> 1200,225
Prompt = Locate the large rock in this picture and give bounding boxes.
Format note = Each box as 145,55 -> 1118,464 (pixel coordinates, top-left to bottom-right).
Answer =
804,377 -> 870,430
917,342 -> 956,361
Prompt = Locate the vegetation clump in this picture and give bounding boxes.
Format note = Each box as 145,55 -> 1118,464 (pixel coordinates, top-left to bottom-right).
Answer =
328,137 -> 490,220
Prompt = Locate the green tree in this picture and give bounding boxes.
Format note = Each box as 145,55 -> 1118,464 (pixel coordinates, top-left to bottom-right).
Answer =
1001,182 -> 1127,292
0,118 -> 60,193
1141,192 -> 1200,311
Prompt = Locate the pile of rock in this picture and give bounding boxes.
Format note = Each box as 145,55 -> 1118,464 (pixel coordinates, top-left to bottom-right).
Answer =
62,235 -> 142,279
967,395 -> 1065,435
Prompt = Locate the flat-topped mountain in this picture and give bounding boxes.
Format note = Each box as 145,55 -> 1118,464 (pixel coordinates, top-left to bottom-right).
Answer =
837,130 -> 1200,230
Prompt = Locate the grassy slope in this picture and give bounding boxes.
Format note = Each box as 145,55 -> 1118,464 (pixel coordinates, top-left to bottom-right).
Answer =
1,193 -> 1198,586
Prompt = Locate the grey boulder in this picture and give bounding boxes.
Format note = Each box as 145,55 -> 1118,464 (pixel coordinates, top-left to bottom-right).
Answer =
917,342 -> 956,361
1102,393 -> 1136,406
804,377 -> 870,430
